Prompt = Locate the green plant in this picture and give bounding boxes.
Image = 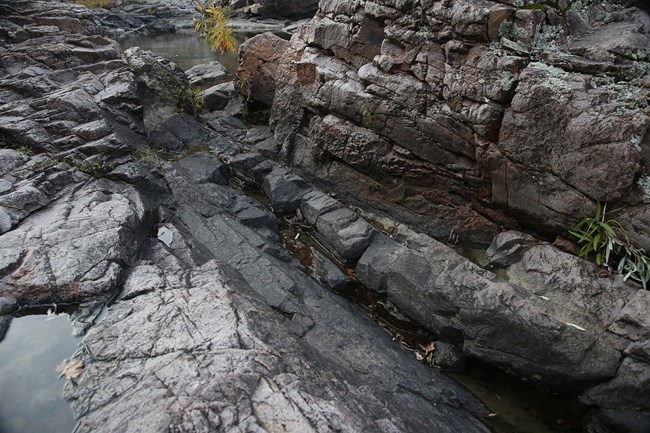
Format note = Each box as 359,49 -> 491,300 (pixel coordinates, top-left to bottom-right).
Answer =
0,134 -> 11,148
570,202 -> 650,289
194,1 -> 237,53
18,146 -> 34,156
77,161 -> 116,179
74,0 -> 117,8
177,86 -> 204,116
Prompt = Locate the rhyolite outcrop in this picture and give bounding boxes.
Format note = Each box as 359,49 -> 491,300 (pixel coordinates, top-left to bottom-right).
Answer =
236,0 -> 650,431
0,2 -> 494,433
241,0 -> 650,250
2,1 -> 650,433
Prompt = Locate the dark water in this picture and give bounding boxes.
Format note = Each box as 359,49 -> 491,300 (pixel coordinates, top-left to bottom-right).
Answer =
119,30 -> 240,73
118,29 -> 289,75
0,312 -> 81,433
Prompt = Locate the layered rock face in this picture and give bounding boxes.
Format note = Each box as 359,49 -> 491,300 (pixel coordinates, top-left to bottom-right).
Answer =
252,0 -> 650,247
0,2 -> 495,433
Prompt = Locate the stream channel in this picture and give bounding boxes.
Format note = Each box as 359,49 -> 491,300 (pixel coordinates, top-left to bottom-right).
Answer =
0,29 -> 589,433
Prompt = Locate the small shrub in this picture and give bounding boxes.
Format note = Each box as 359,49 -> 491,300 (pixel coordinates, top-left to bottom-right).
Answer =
78,161 -> 116,179
194,1 -> 237,53
177,86 -> 204,117
133,146 -> 160,164
18,146 -> 34,156
570,202 -> 650,289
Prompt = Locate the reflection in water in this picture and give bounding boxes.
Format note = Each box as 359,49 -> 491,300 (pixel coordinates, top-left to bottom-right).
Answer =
0,313 -> 81,433
118,30 -> 243,73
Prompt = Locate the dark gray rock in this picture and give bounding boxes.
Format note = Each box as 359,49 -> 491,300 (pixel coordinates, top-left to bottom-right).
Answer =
610,290 -> 650,342
65,208 -> 491,433
309,247 -> 350,291
202,87 -> 230,112
110,161 -> 149,184
124,47 -> 189,135
0,297 -> 16,315
357,225 -> 631,393
185,60 -> 228,86
356,234 -> 404,294
261,167 -> 312,214
176,153 -> 229,185
315,207 -> 376,262
433,341 -> 467,372
0,315 -> 10,342
231,195 -> 279,235
486,230 -> 542,267
149,114 -> 210,152
582,357 -> 650,413
299,190 -> 342,226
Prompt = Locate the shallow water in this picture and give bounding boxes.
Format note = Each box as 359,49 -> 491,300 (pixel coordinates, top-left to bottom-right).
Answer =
118,29 -> 289,75
119,30 -> 239,73
0,312 -> 82,433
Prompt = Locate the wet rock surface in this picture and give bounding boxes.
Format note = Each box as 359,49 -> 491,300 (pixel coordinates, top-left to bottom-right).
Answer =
0,2 -> 492,433
2,2 -> 649,433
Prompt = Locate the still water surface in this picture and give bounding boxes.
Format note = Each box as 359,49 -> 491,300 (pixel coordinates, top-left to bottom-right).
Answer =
0,313 -> 81,433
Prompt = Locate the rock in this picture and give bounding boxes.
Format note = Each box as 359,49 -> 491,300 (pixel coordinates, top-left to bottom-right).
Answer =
231,195 -> 279,236
149,114 -> 210,152
202,86 -> 230,112
309,247 -> 351,291
234,0 -> 318,18
176,153 -> 229,185
124,47 -> 189,134
266,0 -> 650,250
261,167 -> 312,213
489,63 -> 647,230
356,227 -> 631,393
0,10 -> 141,162
238,32 -> 290,105
356,235 -> 405,294
66,216 -> 490,433
0,207 -> 12,234
0,186 -> 49,226
0,297 -> 16,315
609,290 -> 650,342
185,60 -> 228,86
315,207 -> 376,262
433,341 -> 467,372
0,315 -> 10,342
582,357 -> 650,413
110,161 -> 149,184
486,230 -> 542,267
299,190 -> 342,225
0,180 -> 157,305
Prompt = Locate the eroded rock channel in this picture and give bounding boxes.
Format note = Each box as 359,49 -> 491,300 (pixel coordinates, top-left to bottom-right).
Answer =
0,1 -> 649,433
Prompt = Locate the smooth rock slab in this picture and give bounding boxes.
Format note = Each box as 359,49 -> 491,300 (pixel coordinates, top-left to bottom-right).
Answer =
67,239 -> 491,433
0,180 -> 156,304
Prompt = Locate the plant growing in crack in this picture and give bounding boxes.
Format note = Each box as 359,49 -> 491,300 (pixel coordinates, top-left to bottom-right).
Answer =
570,201 -> 649,289
77,161 -> 117,179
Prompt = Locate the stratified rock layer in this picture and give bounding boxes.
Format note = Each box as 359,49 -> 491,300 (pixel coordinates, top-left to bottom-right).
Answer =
242,0 -> 650,248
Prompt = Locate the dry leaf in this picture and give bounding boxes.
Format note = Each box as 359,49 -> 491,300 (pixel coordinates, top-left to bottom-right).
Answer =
419,341 -> 436,356
56,359 -> 84,380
